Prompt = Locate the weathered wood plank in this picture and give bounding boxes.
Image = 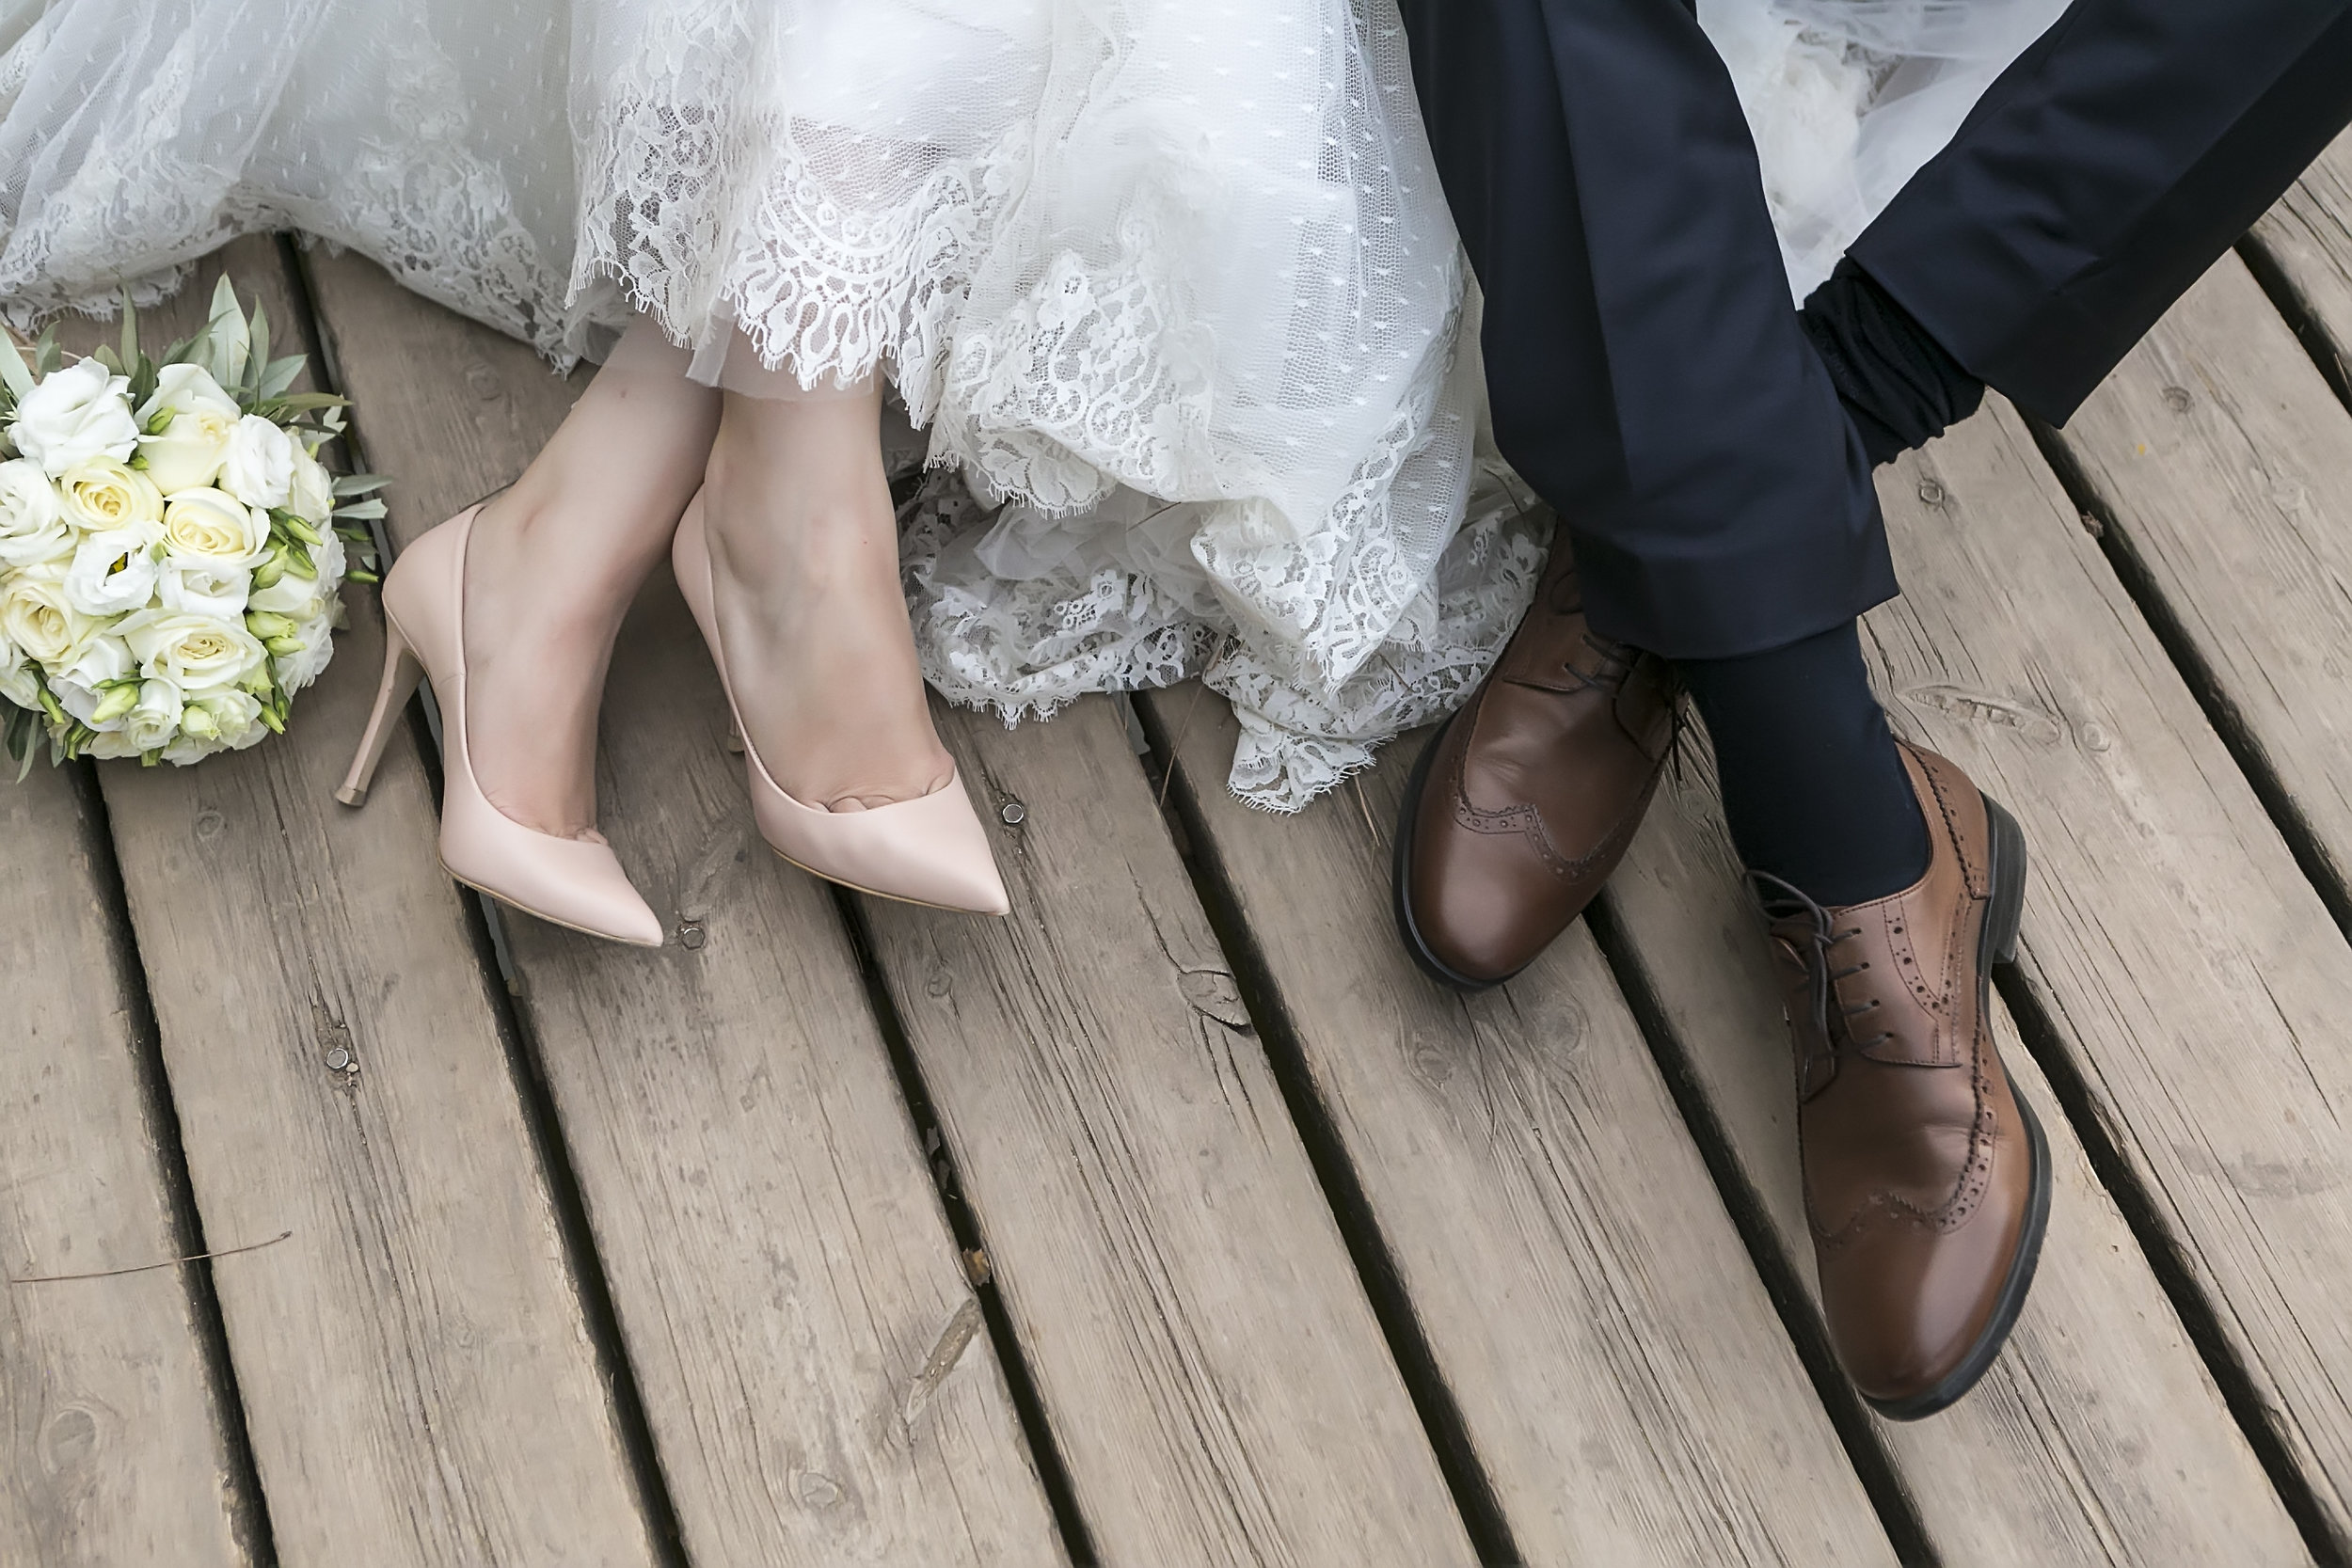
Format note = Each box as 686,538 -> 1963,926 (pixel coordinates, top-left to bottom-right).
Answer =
61,238 -> 660,1567
302,246 -> 1068,1566
2035,250 -> 2352,1544
2249,127 -> 2352,396
1627,394 -> 2344,1551
861,697 -> 1479,1564
0,765 -> 248,1568
1610,728 -> 2306,1564
1146,690 -> 1896,1566
2054,256 -> 2352,911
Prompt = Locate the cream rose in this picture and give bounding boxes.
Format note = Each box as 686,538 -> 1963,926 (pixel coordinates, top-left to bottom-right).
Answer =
63,523 -> 165,618
285,443 -> 335,526
158,559 -> 252,623
137,404 -> 238,496
0,562 -> 96,668
119,608 -> 268,696
0,458 -> 71,567
160,486 -> 270,569
136,363 -> 240,427
59,455 -> 165,532
219,415 -> 294,509
11,357 -> 138,477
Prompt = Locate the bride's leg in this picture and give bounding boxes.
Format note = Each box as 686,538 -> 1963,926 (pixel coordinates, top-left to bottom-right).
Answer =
462,320 -> 720,836
699,379 -> 955,813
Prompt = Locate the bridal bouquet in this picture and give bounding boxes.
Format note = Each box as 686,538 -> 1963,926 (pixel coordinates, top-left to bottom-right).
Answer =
0,277 -> 385,774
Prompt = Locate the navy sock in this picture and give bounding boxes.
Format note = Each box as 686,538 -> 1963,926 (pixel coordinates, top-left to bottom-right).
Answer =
1677,623 -> 1931,908
1798,259 -> 1985,467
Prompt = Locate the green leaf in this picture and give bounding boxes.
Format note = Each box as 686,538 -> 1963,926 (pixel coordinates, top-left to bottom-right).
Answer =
92,344 -> 124,374
331,498 -> 387,521
330,474 -> 390,497
344,567 -> 380,585
119,286 -> 138,370
0,332 -> 35,402
203,276 -> 248,386
263,392 -> 349,415
256,353 -> 306,400
245,302 -> 270,396
32,325 -> 58,376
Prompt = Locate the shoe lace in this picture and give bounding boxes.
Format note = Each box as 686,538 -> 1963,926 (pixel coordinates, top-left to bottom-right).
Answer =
1752,869 -> 1893,1095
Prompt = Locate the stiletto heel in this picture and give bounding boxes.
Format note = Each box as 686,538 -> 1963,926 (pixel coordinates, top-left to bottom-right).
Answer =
337,616 -> 423,806
340,504 -> 667,947
672,495 -> 1009,916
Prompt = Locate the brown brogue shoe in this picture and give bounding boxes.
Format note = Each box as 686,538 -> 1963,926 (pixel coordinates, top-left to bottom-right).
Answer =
1762,743 -> 2051,1418
1394,536 -> 1679,990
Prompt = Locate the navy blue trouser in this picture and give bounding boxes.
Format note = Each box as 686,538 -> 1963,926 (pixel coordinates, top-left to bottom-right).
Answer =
1397,0 -> 2352,657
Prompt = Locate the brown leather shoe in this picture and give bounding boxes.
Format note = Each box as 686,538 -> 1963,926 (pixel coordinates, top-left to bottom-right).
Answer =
1761,743 -> 2051,1419
1394,536 -> 1680,990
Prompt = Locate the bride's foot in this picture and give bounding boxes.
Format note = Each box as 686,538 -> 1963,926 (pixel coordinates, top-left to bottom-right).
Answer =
700,381 -> 955,813
457,322 -> 721,837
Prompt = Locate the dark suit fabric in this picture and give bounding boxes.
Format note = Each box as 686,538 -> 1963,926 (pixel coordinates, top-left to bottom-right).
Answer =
1397,0 -> 2352,657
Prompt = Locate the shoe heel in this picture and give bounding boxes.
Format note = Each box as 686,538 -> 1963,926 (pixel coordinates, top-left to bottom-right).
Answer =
1980,797 -> 2028,968
337,614 -> 424,807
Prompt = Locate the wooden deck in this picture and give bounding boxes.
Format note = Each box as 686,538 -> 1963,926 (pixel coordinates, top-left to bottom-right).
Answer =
8,135 -> 2352,1566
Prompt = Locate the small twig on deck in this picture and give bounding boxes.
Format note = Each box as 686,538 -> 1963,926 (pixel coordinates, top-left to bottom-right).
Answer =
1352,774 -> 1383,847
1157,679 -> 1214,809
8,1228 -> 294,1285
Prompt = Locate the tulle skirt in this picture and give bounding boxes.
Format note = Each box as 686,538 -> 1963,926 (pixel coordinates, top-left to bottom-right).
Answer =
0,0 -> 2062,807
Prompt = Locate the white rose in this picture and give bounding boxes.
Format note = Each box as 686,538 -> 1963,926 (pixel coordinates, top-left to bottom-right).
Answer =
0,657 -> 41,711
271,611 -> 336,694
63,522 -> 166,617
136,362 -> 240,426
218,415 -> 294,509
48,632 -> 135,728
137,404 -> 238,497
84,728 -> 144,760
0,458 -> 70,566
246,568 -> 325,621
120,677 -> 184,752
159,558 -> 252,623
0,561 -> 96,667
159,486 -> 269,569
58,455 -> 165,532
10,357 -> 138,477
183,688 -> 266,752
119,608 -> 267,697
286,444 -> 335,526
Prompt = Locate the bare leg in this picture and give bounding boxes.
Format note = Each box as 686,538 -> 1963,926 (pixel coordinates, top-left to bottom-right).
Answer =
462,320 -> 720,836
700,380 -> 954,812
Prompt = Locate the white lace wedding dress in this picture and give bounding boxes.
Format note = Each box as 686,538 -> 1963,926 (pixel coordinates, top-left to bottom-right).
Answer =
0,0 -> 2063,808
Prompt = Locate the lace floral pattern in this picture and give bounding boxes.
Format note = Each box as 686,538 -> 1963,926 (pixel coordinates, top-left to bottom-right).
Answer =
0,0 -> 2063,806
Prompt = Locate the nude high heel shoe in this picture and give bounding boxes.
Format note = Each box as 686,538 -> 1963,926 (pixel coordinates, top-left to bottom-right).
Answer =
338,505 -> 667,947
672,496 -> 1009,916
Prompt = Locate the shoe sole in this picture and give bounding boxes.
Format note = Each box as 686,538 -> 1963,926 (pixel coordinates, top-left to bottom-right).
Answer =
1391,714 -> 1522,993
1864,794 -> 2054,1421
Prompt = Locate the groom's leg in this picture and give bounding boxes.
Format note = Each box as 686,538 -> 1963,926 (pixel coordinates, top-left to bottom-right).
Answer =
1398,0 -> 1891,662
1395,0 -> 1927,939
1846,0 -> 2352,426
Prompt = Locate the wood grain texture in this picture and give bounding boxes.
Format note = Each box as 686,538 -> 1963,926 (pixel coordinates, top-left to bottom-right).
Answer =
301,246 -> 1067,1567
2055,255 -> 2352,907
2249,127 -> 2352,394
1611,727 -> 2304,1565
861,696 -> 1478,1566
62,239 -> 659,1567
1622,396 -> 2342,1553
1146,689 -> 1897,1567
0,765 -> 248,1568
